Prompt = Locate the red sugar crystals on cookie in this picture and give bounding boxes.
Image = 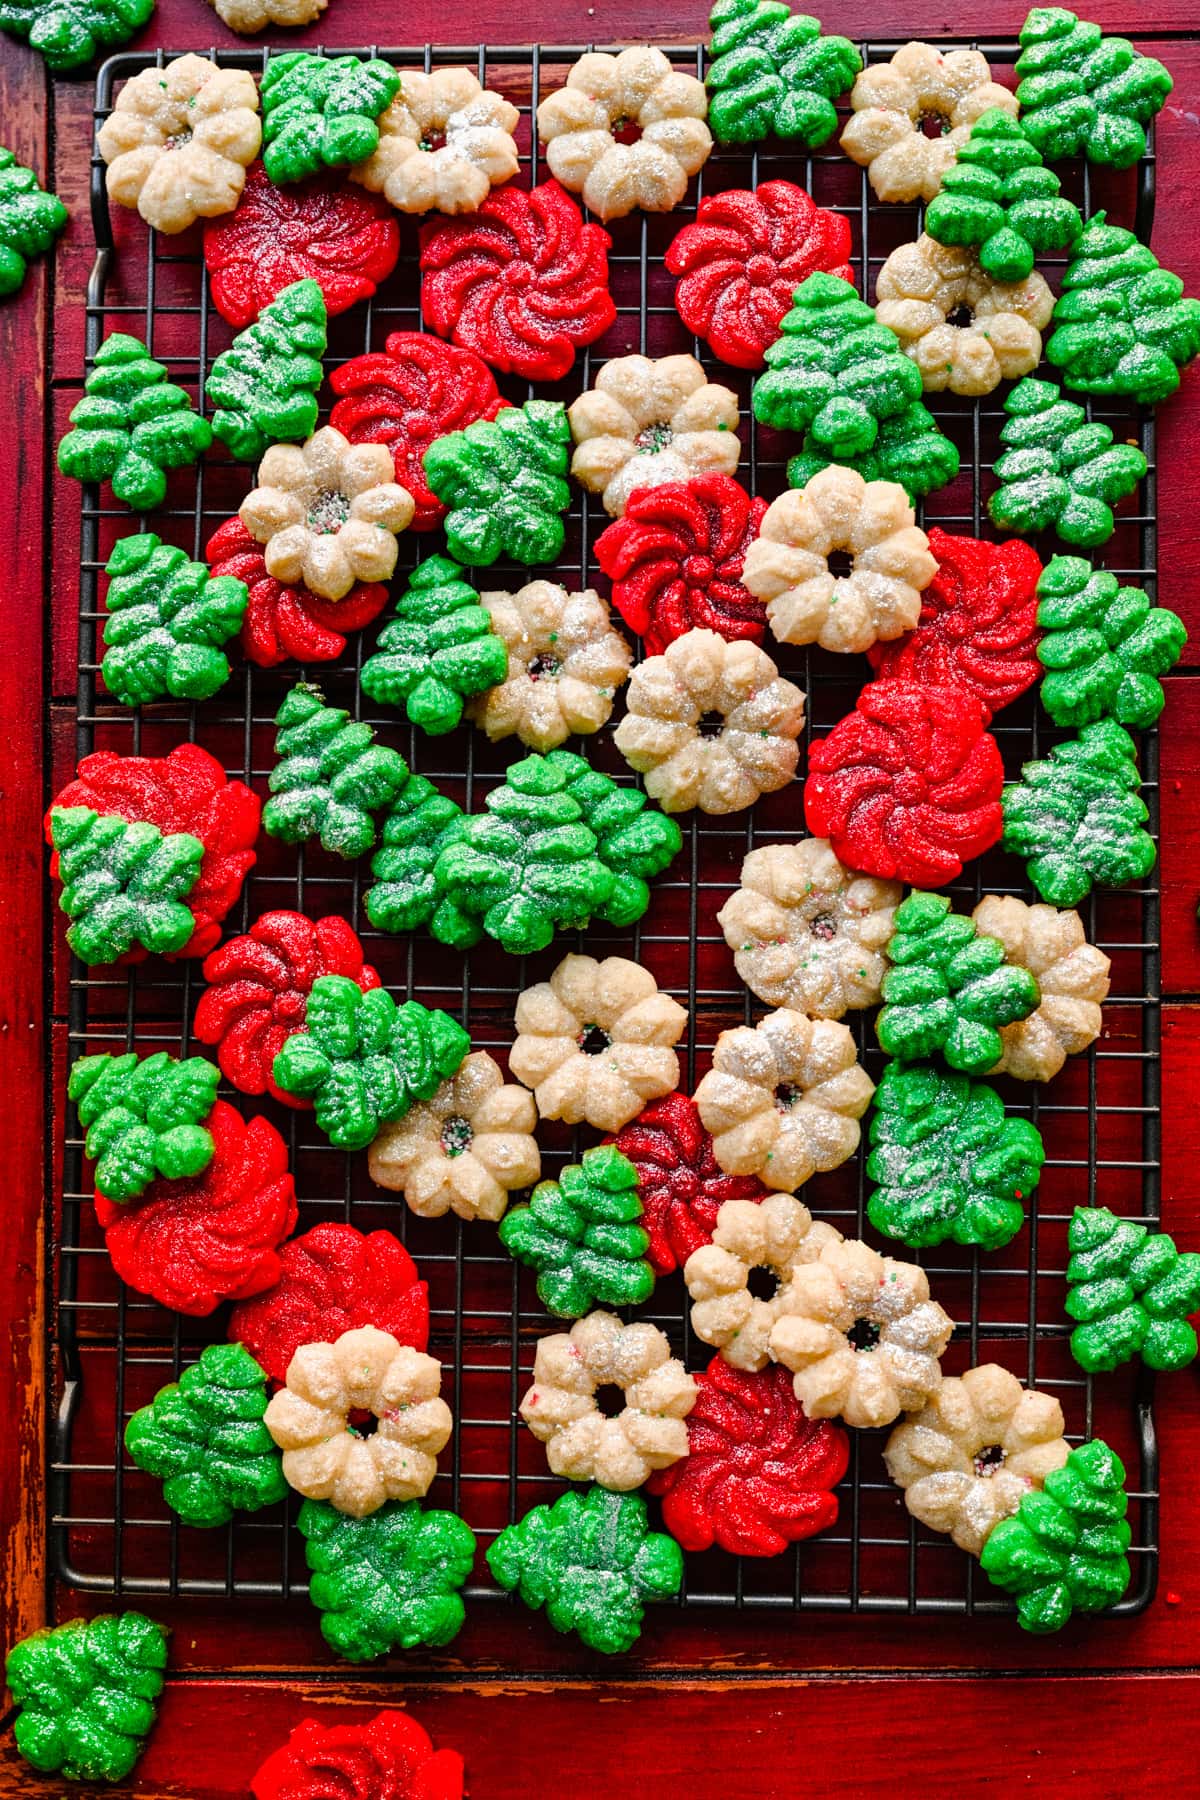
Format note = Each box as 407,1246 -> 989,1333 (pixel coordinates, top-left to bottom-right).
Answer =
613,1092 -> 767,1277
206,517 -> 388,670
251,1709 -> 464,1800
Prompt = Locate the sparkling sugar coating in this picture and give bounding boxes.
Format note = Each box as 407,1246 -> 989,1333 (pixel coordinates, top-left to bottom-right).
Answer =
96,56 -> 261,236
260,52 -> 400,185
69,1049 -> 219,1202
363,773 -> 468,939
498,1144 -> 655,1317
683,1191 -> 843,1370
206,515 -> 389,670
206,278 -> 327,463
468,580 -> 632,752
840,42 -> 1018,205
5,1613 -> 167,1783
1035,554 -> 1186,730
421,399 -> 572,568
1045,213 -> 1200,405
1015,7 -> 1172,169
48,806 -> 204,965
971,893 -> 1110,1084
980,1438 -> 1132,1632
360,555 -> 508,736
567,352 -> 740,519
56,332 -> 212,511
1001,718 -> 1156,906
988,375 -> 1146,548
874,235 -> 1053,397
1065,1205 -> 1200,1373
613,1091 -> 769,1278
0,0 -> 152,70
251,1711 -> 464,1800
705,0 -> 861,147
0,145 -> 66,295
924,108 -> 1082,284
99,532 -> 247,706
263,682 -> 410,859
298,1496 -> 476,1660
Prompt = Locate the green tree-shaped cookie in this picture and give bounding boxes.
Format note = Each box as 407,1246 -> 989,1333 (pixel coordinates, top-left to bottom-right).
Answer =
980,1439 -> 1132,1633
1045,213 -> 1200,405
487,1485 -> 683,1655
1036,556 -> 1186,730
299,1497 -> 476,1661
57,334 -> 212,511
498,1144 -> 654,1317
422,401 -> 571,568
271,974 -> 470,1150
988,376 -> 1146,550
0,0 -> 153,70
263,683 -> 410,859
704,0 -> 861,147
545,749 -> 683,927
866,1061 -> 1045,1252
924,109 -> 1082,284
1065,1206 -> 1200,1373
49,806 -> 203,966
785,398 -> 960,503
205,278 -> 327,463
365,773 -> 467,937
261,52 -> 401,185
99,532 -> 248,706
0,146 -> 66,296
877,892 -> 1041,1076
1001,719 -> 1156,906
360,555 -> 507,735
1016,7 -> 1172,170
5,1612 -> 168,1783
125,1342 -> 286,1529
69,1049 -> 219,1202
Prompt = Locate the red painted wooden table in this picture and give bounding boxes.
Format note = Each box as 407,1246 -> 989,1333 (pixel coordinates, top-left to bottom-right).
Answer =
3,3 -> 1200,1794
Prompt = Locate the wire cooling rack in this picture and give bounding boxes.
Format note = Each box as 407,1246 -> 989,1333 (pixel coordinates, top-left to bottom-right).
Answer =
50,39 -> 1162,1626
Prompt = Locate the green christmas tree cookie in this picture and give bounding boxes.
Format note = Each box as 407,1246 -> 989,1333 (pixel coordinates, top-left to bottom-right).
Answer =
704,0 -> 861,148
49,806 -> 203,966
876,892 -> 1041,1077
271,973 -> 470,1150
980,1439 -> 1132,1633
57,334 -> 212,512
498,1144 -> 654,1317
1036,556 -> 1186,730
0,0 -> 152,71
365,774 -> 467,938
5,1612 -> 167,1783
1001,719 -> 1156,907
487,1485 -> 683,1655
1065,1206 -> 1200,1373
360,555 -> 507,735
299,1497 -> 476,1661
125,1342 -> 286,1529
264,683 -> 410,859
544,749 -> 683,928
69,1049 -> 219,1202
205,278 -> 327,464
1016,7 -> 1172,170
866,1061 -> 1045,1252
988,376 -> 1146,550
0,146 -> 66,296
785,399 -> 960,504
422,400 -> 571,569
99,532 -> 247,706
261,52 -> 401,185
924,109 -> 1082,284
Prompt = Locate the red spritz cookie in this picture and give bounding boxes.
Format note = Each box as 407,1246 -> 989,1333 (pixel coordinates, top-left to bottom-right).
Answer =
420,180 -> 615,382
666,182 -> 854,370
205,161 -> 401,330
805,680 -> 1004,888
96,1102 -> 297,1316
613,1093 -> 767,1277
48,745 -> 260,961
251,1709 -> 463,1800
194,911 -> 380,1106
206,518 -> 389,670
648,1358 -> 848,1557
594,473 -> 767,656
229,1224 -> 430,1388
330,332 -> 508,533
869,528 -> 1043,721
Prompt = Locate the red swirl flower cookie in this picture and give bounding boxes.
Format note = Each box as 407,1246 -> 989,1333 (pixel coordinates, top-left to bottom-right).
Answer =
194,911 -> 380,1106
419,180 -> 616,382
251,1709 -> 464,1800
613,1093 -> 767,1276
206,517 -> 389,669
648,1358 -> 848,1557
805,680 -> 1004,887
594,473 -> 767,656
868,528 -> 1043,721
666,182 -> 854,370
329,331 -> 508,532
229,1223 -> 430,1387
205,161 -> 401,329
96,1102 -> 297,1316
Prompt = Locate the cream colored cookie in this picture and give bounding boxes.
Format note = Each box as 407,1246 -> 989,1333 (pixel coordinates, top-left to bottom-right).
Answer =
97,54 -> 261,235
367,1051 -> 540,1223
840,42 -> 1018,203
972,895 -> 1111,1082
468,581 -> 631,751
567,354 -> 740,517
683,1192 -> 843,1371
204,0 -> 325,31
876,234 -> 1054,396
352,69 -> 519,215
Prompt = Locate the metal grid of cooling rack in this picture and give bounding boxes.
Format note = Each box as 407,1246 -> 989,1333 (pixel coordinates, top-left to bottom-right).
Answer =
49,38 -> 1162,1625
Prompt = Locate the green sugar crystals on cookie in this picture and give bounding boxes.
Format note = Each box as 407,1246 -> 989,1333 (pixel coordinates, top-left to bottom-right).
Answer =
422,400 -> 572,568
261,52 -> 401,185
498,1144 -> 654,1317
925,109 -> 1082,285
298,1497 -> 476,1660
1066,1206 -> 1200,1373
5,1612 -> 168,1783
0,145 -> 66,295
69,1048 -> 219,1202
206,278 -> 327,464
49,806 -> 204,965
0,0 -> 153,71
705,0 -> 861,148
100,533 -> 248,706
57,333 -> 212,512
263,683 -> 410,859
1016,7 -> 1172,169
981,1439 -> 1132,1632
1001,719 -> 1156,907
360,555 -> 507,735
1036,556 -> 1186,731
988,376 -> 1146,549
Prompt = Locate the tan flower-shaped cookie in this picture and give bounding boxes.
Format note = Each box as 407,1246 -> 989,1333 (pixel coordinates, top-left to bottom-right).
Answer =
519,1310 -> 696,1490
972,896 -> 1111,1083
351,69 -> 520,215
97,54 -> 262,235
683,1192 -> 842,1370
883,1362 -> 1070,1556
613,627 -> 805,815
239,427 -> 415,602
717,841 -> 902,1018
744,466 -> 937,655
770,1238 -> 954,1429
264,1326 -> 452,1518
875,235 -> 1054,396
537,47 -> 711,220
693,1009 -> 874,1193
510,954 -> 687,1133
366,1051 -> 540,1223
469,582 -> 632,751
204,0 -> 325,31
840,42 -> 1018,203
567,354 -> 741,517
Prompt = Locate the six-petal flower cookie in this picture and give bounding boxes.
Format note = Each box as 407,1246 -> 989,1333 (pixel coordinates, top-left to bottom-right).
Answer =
683,1191 -> 843,1369
469,581 -> 632,752
352,67 -> 519,215
568,354 -> 740,518
97,54 -> 261,234
841,42 -> 1017,203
